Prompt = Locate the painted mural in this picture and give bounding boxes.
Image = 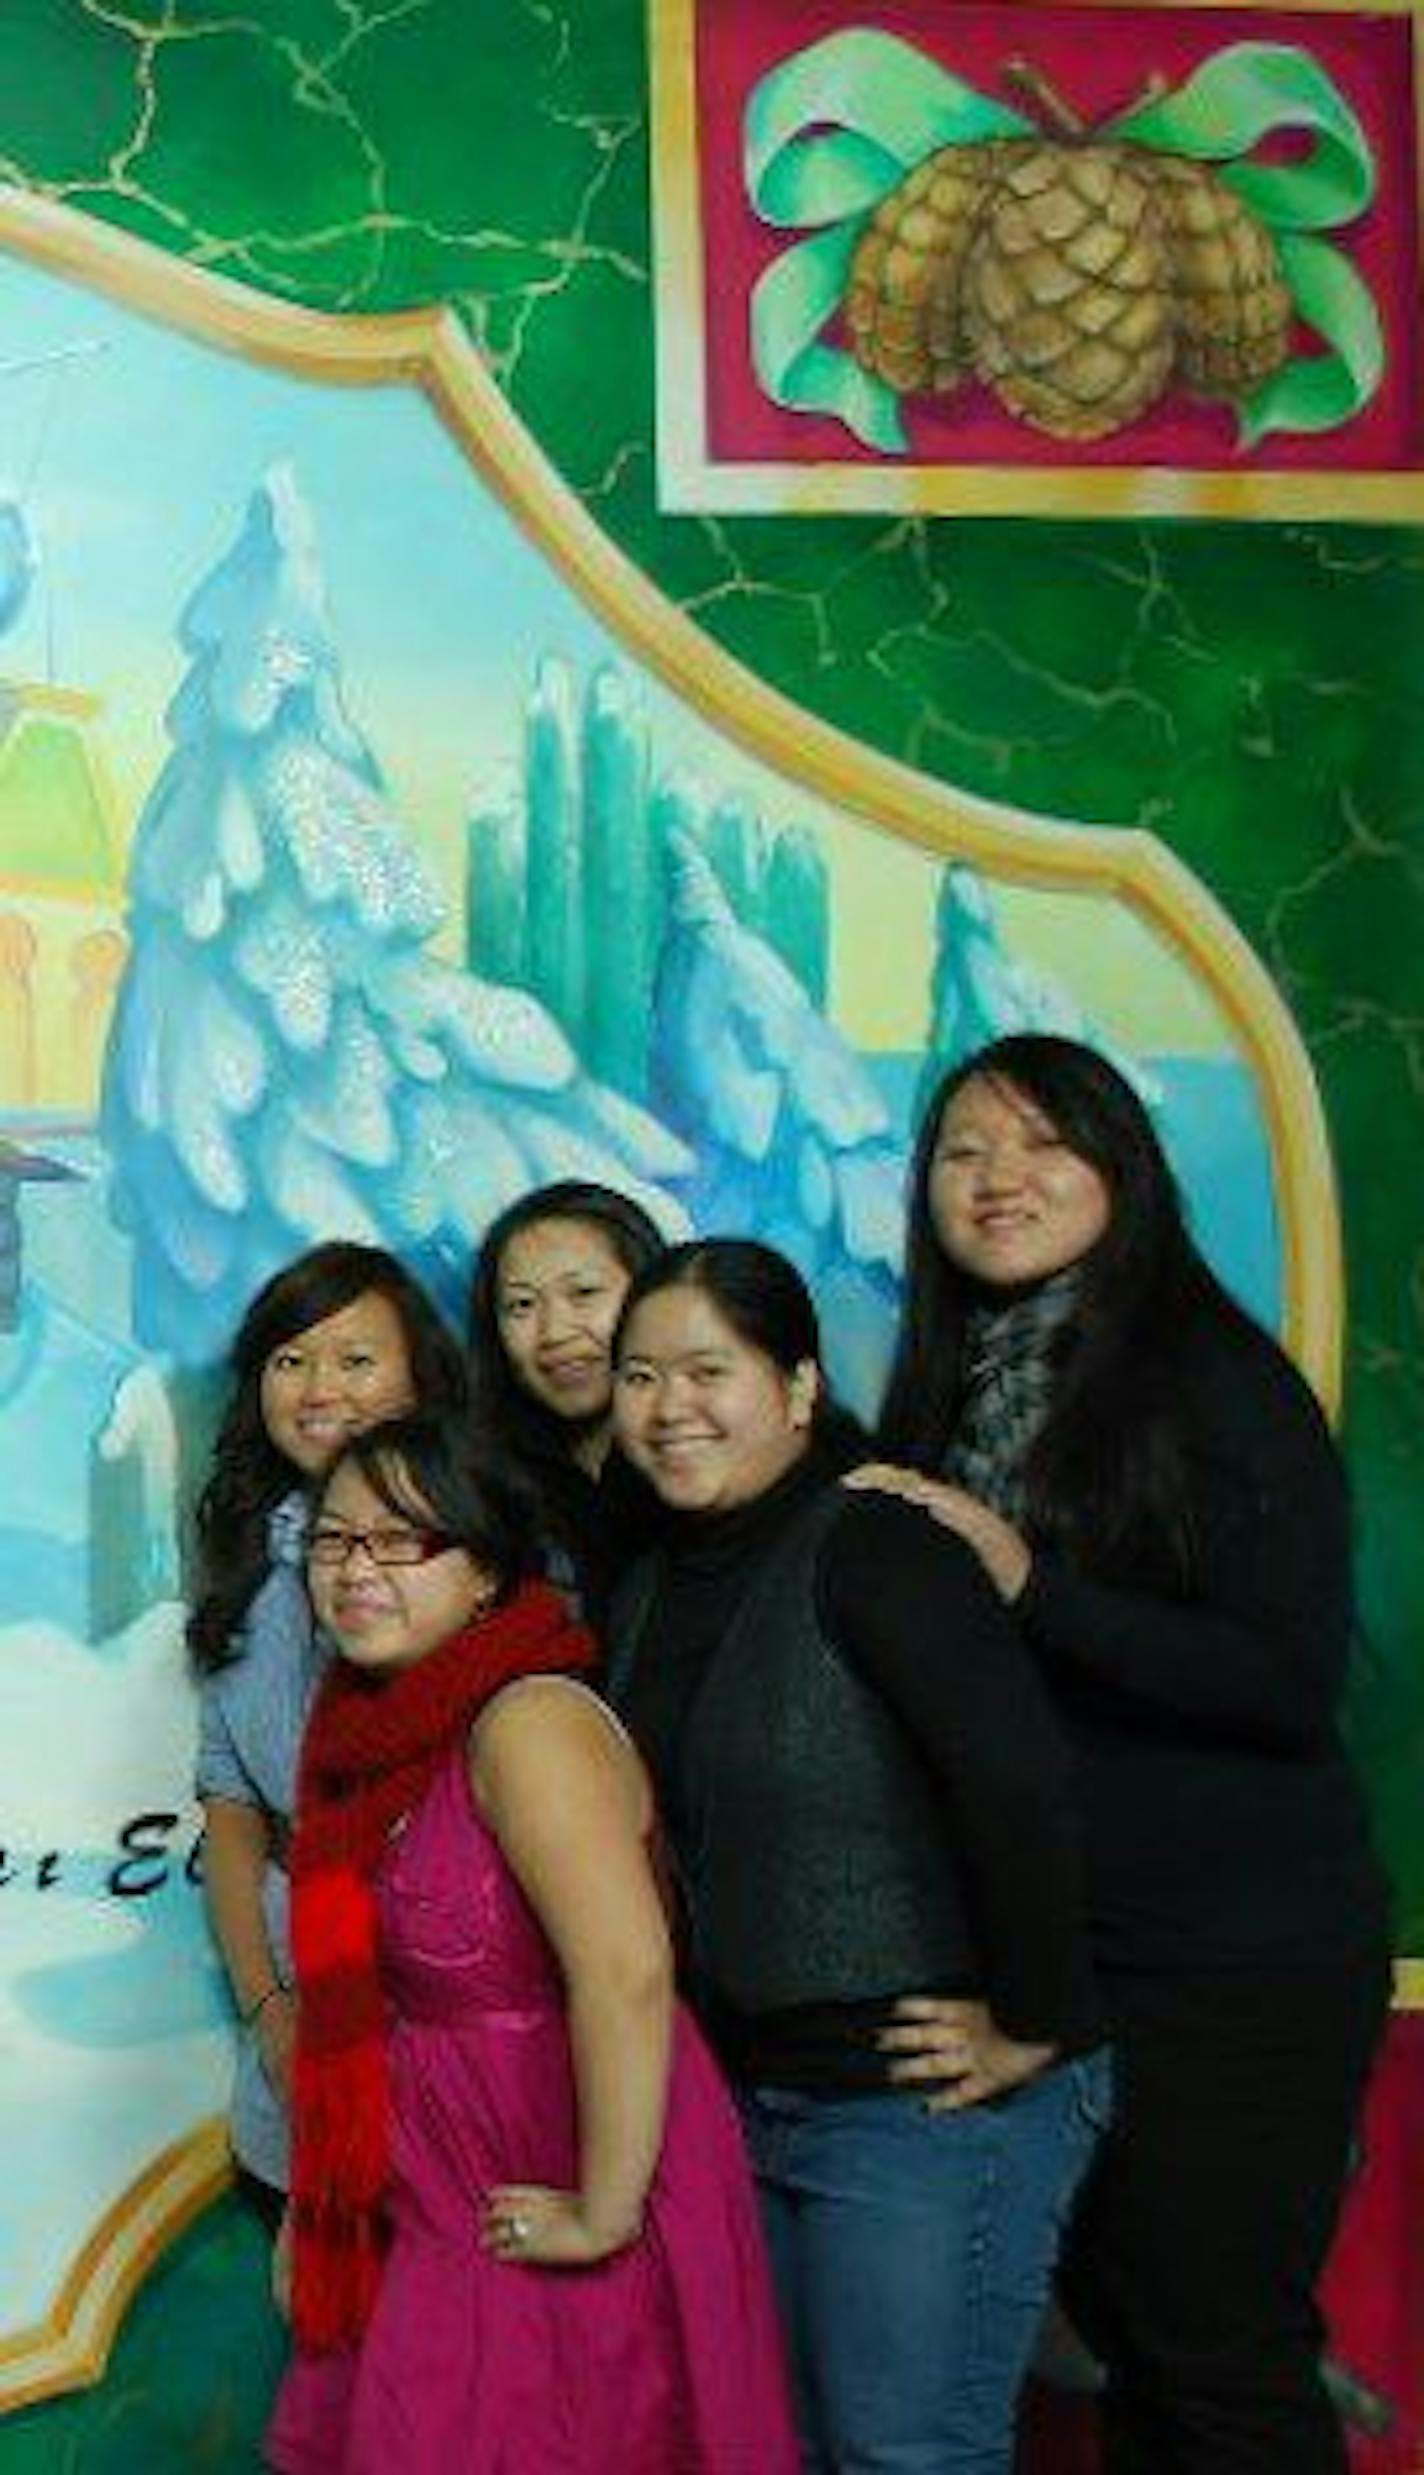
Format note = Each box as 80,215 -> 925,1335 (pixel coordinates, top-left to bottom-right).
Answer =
0,0 -> 1420,2462
0,193 -> 1339,2413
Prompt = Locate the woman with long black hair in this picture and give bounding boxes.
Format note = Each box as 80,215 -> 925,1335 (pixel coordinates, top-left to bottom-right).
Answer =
192,1242 -> 466,2220
861,1032 -> 1391,2475
465,1180 -> 667,1621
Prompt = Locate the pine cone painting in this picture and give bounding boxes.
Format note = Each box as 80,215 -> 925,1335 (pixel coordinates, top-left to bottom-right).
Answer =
844,143 -> 1008,397
961,143 -> 1178,440
1150,155 -> 1295,399
744,29 -> 1384,468
843,69 -> 1299,441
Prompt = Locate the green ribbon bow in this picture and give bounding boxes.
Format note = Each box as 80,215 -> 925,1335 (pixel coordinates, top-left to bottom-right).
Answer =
745,28 -> 1383,452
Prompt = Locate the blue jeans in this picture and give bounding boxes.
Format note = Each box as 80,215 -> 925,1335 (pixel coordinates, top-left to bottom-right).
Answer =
741,2050 -> 1111,2474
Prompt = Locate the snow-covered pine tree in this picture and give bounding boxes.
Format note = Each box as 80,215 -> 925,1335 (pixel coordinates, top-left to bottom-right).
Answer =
523,654 -> 583,1038
703,792 -> 768,934
645,771 -> 697,1003
89,1367 -> 180,1637
650,833 -> 903,1419
581,665 -> 652,1099
764,824 -> 829,1006
464,773 -> 527,988
919,864 -> 1157,1119
101,466 -> 687,1364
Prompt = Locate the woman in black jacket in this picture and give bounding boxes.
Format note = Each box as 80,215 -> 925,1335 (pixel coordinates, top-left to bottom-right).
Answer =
863,1032 -> 1391,2475
607,1237 -> 1106,2475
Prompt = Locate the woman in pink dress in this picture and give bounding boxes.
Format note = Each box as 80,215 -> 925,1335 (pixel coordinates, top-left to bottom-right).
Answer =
267,1412 -> 795,2475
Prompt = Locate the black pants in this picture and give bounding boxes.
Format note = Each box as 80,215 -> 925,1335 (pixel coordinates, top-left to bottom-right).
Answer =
1060,1954 -> 1390,2475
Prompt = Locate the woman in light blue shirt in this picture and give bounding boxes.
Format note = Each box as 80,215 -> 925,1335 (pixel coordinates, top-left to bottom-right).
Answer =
191,1243 -> 466,2215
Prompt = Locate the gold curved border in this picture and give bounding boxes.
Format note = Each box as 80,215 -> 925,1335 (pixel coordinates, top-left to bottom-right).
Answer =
0,183 -> 1343,1405
0,2119 -> 230,2411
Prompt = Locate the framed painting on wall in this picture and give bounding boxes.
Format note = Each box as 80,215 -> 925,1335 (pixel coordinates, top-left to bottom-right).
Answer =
650,0 -> 1424,519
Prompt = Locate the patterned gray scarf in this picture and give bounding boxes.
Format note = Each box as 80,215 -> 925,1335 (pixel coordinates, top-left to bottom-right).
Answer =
943,1268 -> 1083,1522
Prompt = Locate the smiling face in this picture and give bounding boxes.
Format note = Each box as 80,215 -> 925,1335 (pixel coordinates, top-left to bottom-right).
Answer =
259,1289 -> 418,1478
494,1217 -> 633,1427
308,1460 -> 498,1676
929,1073 -> 1113,1291
613,1284 -> 817,1516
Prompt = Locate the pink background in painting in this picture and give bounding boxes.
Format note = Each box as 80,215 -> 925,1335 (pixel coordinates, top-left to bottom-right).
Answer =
691,0 -> 1422,472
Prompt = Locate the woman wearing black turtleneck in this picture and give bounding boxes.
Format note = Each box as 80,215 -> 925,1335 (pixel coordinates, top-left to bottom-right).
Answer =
864,1035 -> 1391,2475
606,1238 -> 1106,2475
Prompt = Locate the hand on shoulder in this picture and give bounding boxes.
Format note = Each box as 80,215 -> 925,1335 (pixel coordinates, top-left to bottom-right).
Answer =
844,1464 -> 1032,1603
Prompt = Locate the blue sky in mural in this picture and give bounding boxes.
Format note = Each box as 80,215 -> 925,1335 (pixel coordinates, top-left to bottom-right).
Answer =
0,254 -> 619,800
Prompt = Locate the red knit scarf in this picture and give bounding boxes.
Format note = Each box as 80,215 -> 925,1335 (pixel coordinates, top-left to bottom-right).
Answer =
288,1580 -> 596,2350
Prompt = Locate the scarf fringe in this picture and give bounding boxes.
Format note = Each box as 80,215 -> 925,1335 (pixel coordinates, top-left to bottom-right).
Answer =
291,2200 -> 385,2352
294,2039 -> 389,2199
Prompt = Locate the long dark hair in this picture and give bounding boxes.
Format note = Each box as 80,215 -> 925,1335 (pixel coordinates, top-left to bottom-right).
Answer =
878,1035 -> 1258,1582
314,1414 -> 541,1602
189,1243 -> 467,1670
466,1182 -> 666,1481
614,1237 -> 867,1464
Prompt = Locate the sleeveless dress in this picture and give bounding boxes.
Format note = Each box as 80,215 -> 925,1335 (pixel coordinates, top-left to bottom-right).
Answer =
267,1726 -> 797,2474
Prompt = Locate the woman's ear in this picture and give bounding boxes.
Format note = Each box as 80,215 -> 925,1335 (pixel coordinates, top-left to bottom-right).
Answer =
788,1359 -> 821,1429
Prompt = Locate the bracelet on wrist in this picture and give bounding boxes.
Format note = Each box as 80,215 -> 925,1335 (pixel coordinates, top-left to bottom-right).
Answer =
243,1978 -> 292,2027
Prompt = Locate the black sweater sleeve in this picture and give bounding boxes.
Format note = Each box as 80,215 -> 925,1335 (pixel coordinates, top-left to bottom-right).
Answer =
1018,1330 -> 1352,1754
816,1492 -> 1101,2051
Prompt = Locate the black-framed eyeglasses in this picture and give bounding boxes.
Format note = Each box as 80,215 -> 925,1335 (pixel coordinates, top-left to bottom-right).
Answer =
308,1525 -> 462,1569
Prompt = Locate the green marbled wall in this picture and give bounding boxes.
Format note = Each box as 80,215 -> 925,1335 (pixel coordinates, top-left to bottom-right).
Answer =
1,4 -> 1419,2459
